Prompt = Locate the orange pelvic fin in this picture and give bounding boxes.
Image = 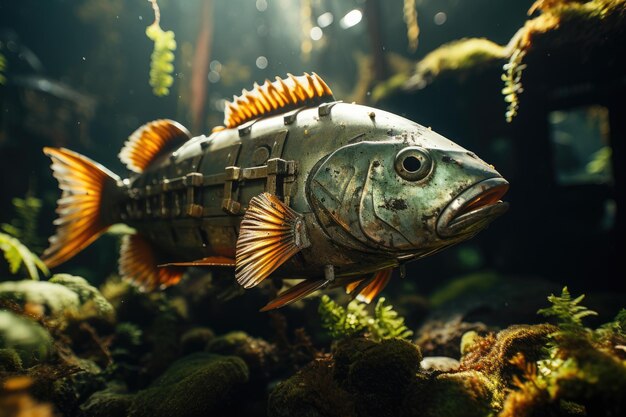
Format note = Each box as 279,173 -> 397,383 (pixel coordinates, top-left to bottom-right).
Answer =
118,119 -> 190,173
42,147 -> 121,268
221,73 -> 334,129
119,234 -> 184,291
235,193 -> 311,289
160,256 -> 235,267
260,279 -> 328,312
347,268 -> 393,304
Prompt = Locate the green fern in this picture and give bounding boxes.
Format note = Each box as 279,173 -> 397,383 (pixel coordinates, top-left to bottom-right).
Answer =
1,196 -> 43,251
537,286 -> 597,328
318,295 -> 413,341
318,295 -> 368,339
0,232 -> 49,280
371,297 -> 413,340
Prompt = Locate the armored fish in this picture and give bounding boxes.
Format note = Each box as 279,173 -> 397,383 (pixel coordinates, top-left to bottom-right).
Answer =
42,73 -> 509,311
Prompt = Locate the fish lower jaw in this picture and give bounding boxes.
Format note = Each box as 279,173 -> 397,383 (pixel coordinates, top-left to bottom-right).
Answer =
436,177 -> 509,238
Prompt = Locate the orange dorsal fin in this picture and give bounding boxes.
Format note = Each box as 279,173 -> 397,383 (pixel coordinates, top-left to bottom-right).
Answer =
119,119 -> 191,173
346,268 -> 393,304
235,193 -> 311,289
119,234 -> 184,291
221,72 -> 334,129
260,279 -> 328,311
42,147 -> 121,268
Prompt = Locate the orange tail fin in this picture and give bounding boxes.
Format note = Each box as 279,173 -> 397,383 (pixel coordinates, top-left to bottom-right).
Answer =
42,147 -> 122,268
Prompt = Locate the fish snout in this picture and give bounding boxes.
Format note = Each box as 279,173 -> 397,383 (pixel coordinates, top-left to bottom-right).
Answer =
436,177 -> 509,238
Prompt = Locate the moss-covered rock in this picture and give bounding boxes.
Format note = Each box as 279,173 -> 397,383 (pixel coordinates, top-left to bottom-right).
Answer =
401,371 -> 495,417
0,275 -> 113,321
345,338 -> 423,417
347,338 -> 422,395
0,310 -> 53,367
269,359 -> 356,417
128,352 -> 249,417
0,280 -> 80,317
79,383 -> 135,417
49,274 -> 114,318
0,347 -> 23,371
180,326 -> 214,355
206,331 -> 277,378
332,337 -> 378,384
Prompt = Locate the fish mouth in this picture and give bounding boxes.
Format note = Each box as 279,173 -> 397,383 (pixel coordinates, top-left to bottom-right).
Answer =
436,177 -> 509,238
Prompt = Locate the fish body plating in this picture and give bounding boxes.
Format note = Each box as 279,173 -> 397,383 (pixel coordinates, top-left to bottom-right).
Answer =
42,73 -> 509,310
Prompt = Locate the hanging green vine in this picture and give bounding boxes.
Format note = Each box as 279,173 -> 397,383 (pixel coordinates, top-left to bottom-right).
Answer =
0,52 -> 7,85
146,0 -> 176,96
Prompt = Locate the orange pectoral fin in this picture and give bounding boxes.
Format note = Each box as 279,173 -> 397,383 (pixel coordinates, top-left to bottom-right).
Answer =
349,268 -> 393,304
260,279 -> 328,312
235,193 -> 310,289
160,256 -> 236,267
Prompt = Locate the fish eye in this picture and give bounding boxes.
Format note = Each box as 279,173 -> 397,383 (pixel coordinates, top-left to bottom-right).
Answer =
395,147 -> 432,181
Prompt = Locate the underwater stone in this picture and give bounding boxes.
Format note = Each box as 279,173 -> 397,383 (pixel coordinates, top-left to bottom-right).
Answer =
332,337 -> 379,384
420,356 -> 461,372
142,310 -> 184,381
206,331 -> 277,378
401,370 -> 495,417
128,352 -> 249,417
416,317 -> 491,358
343,338 -> 423,417
268,359 -> 356,417
79,382 -> 135,417
0,310 -> 53,367
180,327 -> 215,354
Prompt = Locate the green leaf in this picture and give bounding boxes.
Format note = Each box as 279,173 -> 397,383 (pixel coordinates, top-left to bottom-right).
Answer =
318,295 -> 413,341
538,286 -> 597,329
0,232 -> 49,280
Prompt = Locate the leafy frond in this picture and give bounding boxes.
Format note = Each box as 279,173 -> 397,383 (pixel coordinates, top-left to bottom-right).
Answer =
1,195 -> 43,251
0,232 -> 49,280
318,295 -> 412,341
318,295 -> 367,339
537,286 -> 597,329
371,297 -> 413,340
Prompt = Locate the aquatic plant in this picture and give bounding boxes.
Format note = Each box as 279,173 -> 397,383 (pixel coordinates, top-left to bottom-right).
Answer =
318,295 -> 412,341
1,195 -> 44,251
537,286 -> 597,329
403,0 -> 419,52
318,295 -> 367,339
586,146 -> 612,176
0,52 -> 6,84
371,297 -> 414,340
146,0 -> 176,97
0,232 -> 48,280
494,287 -> 626,417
